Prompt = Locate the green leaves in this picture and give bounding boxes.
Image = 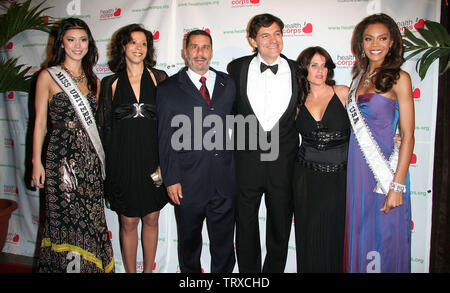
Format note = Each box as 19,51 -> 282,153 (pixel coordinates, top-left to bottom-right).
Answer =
0,0 -> 53,93
0,57 -> 34,93
403,20 -> 450,80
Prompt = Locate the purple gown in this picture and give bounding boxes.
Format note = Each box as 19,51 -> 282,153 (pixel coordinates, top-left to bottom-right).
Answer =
344,93 -> 411,273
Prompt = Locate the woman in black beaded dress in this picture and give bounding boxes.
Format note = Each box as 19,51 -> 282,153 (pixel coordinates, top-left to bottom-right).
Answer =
32,18 -> 114,273
97,24 -> 168,273
293,47 -> 350,273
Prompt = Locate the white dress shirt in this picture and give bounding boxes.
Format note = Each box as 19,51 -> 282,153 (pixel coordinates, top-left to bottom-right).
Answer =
247,54 -> 292,131
187,68 -> 216,100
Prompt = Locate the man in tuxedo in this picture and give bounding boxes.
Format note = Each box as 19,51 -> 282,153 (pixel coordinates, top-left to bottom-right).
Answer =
157,30 -> 238,273
227,13 -> 299,273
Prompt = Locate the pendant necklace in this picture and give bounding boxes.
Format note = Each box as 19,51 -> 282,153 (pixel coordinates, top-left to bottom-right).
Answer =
363,70 -> 377,87
61,64 -> 85,83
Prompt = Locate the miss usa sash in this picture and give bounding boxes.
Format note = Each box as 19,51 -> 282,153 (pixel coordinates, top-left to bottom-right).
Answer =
47,66 -> 106,180
347,71 -> 399,195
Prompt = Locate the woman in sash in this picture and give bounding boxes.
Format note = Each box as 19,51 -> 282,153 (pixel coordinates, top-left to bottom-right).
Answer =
293,47 -> 350,273
96,24 -> 168,273
32,18 -> 114,272
344,13 -> 414,273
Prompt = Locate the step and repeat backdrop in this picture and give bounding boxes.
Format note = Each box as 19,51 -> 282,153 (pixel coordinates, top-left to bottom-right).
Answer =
0,0 -> 440,272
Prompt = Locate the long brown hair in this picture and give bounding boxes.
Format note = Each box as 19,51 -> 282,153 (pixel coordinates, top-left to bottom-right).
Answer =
351,13 -> 404,93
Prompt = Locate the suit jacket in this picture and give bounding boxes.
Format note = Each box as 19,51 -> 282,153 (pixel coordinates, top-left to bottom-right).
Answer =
157,67 -> 238,203
227,54 -> 299,163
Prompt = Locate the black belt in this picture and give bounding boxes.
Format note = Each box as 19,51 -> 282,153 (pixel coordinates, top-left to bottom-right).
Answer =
52,121 -> 82,129
297,158 -> 346,173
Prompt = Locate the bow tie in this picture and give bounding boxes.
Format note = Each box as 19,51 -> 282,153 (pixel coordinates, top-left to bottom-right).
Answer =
260,62 -> 278,74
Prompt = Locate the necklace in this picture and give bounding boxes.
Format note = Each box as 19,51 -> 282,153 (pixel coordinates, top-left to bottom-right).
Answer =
363,70 -> 377,87
61,64 -> 85,83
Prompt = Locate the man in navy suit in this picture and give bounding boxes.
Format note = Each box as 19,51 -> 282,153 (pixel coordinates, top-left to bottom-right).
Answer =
227,14 -> 299,273
157,30 -> 238,273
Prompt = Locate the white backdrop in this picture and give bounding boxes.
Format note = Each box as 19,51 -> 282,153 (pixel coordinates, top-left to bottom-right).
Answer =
0,0 -> 440,273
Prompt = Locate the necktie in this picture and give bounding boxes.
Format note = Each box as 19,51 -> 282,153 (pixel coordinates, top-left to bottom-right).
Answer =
260,62 -> 278,74
199,76 -> 210,106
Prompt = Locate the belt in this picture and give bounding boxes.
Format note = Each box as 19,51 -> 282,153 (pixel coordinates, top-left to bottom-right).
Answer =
52,121 -> 82,129
297,158 -> 346,173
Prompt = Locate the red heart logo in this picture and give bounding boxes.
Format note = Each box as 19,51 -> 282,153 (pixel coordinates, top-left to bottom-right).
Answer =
13,234 -> 19,242
410,153 -> 417,164
414,19 -> 425,29
153,262 -> 156,270
42,16 -> 49,24
250,0 -> 260,3
302,23 -> 313,34
411,220 -> 414,230
153,31 -> 160,40
114,8 -> 121,17
6,42 -> 13,50
7,92 -> 14,99
205,28 -> 211,34
412,88 -> 420,99
108,230 -> 112,239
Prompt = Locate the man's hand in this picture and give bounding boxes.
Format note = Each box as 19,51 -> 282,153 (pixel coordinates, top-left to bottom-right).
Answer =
167,183 -> 183,205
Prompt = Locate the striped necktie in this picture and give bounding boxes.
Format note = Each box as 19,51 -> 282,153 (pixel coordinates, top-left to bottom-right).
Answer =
199,76 -> 210,106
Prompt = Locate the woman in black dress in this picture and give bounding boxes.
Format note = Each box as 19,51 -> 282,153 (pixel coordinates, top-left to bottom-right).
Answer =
293,47 -> 349,273
97,24 -> 168,273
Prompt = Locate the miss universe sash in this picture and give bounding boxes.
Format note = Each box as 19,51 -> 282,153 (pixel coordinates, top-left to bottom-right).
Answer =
47,66 -> 106,180
347,70 -> 399,195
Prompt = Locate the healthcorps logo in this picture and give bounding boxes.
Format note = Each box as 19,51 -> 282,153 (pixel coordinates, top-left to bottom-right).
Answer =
231,0 -> 260,7
397,18 -> 425,32
4,184 -> 19,196
95,63 -> 112,75
283,22 -> 313,37
99,7 -> 122,20
412,87 -> 421,100
0,41 -> 13,51
336,54 -> 355,69
410,153 -> 417,165
6,233 -> 20,244
4,138 -> 14,148
153,30 -> 160,41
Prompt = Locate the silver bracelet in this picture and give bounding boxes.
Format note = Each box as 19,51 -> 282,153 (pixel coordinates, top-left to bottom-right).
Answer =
150,171 -> 163,188
389,181 -> 406,193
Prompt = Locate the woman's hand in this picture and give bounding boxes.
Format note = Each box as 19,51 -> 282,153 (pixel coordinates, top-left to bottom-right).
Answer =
32,162 -> 46,188
380,190 -> 403,214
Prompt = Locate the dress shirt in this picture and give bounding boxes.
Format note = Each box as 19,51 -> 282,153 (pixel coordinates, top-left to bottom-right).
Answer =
247,53 -> 292,131
187,67 -> 216,100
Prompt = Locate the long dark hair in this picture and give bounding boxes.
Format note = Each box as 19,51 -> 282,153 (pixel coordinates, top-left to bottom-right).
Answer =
351,13 -> 404,93
108,24 -> 156,73
296,46 -> 336,106
48,18 -> 98,94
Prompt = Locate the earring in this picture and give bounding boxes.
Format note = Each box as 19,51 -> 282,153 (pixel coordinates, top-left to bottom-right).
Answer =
361,51 -> 366,58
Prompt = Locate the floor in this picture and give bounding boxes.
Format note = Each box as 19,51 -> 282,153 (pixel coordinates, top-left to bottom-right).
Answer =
0,252 -> 36,272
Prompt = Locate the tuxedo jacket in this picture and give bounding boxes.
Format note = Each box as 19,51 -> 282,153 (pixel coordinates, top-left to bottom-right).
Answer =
156,67 -> 238,203
227,54 -> 300,168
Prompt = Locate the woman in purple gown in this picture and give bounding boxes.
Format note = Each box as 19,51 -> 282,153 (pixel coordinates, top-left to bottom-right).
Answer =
344,13 -> 415,273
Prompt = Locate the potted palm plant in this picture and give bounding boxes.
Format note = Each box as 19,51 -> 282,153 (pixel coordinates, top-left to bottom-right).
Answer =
0,0 -> 52,250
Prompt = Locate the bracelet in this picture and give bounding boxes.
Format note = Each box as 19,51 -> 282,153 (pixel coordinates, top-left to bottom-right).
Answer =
150,171 -> 163,188
389,181 -> 406,193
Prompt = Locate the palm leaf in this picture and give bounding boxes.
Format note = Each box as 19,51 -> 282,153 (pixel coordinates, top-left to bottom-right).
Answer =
0,57 -> 33,92
0,0 -> 54,47
0,0 -> 53,93
403,20 -> 450,80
